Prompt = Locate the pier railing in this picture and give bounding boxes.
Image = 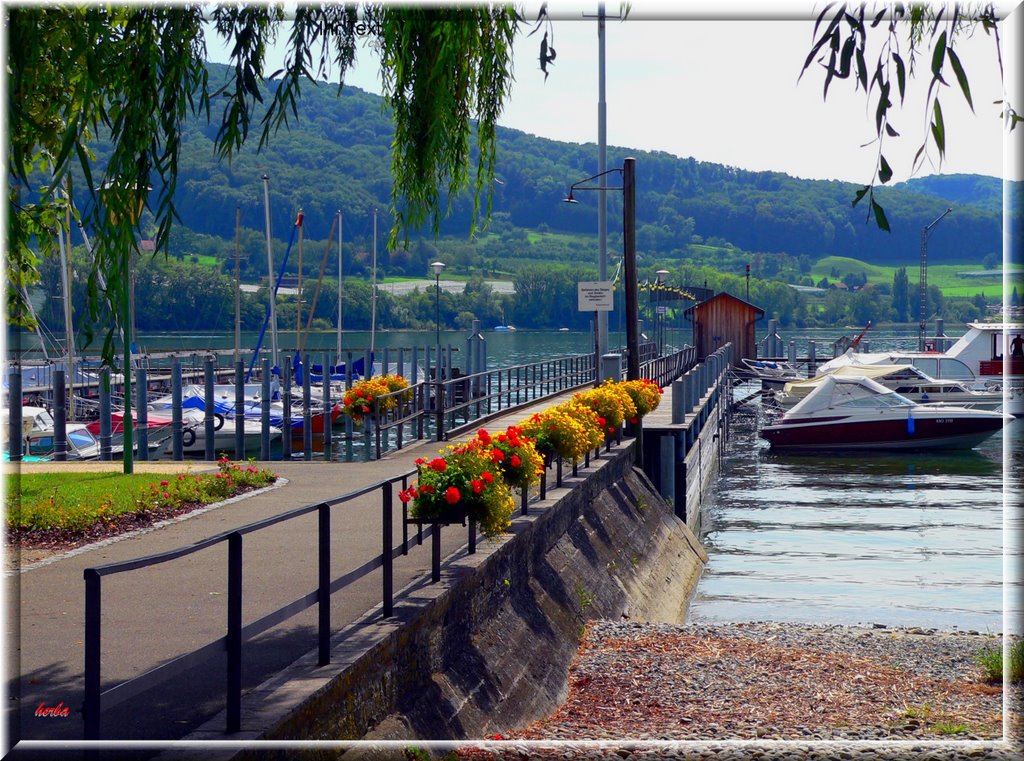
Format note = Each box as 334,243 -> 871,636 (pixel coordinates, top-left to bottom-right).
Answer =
81,430 -> 633,740
8,344 -> 698,463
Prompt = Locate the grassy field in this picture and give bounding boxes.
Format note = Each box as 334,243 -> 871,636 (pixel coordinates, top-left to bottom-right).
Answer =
811,256 -> 1021,299
5,462 -> 276,538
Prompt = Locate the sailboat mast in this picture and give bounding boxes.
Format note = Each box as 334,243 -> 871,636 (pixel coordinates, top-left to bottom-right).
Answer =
57,203 -> 75,420
370,208 -> 378,356
262,174 -> 279,364
296,210 -> 304,351
337,210 -> 343,358
234,206 -> 241,364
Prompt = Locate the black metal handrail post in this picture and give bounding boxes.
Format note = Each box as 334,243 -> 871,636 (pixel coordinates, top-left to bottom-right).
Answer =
382,482 -> 393,618
318,502 -> 331,665
83,568 -> 101,740
226,532 -> 243,733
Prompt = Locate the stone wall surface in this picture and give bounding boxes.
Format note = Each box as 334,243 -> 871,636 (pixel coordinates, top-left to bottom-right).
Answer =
212,449 -> 709,761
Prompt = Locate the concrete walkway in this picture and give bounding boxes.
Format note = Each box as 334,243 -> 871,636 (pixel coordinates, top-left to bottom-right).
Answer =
4,389 -> 594,747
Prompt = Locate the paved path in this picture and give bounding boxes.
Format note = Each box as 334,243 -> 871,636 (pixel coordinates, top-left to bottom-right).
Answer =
4,389 -> 587,747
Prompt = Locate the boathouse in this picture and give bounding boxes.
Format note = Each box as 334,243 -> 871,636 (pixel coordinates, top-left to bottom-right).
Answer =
683,291 -> 764,366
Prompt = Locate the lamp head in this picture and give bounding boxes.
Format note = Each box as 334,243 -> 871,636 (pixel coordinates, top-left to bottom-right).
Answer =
563,190 -> 579,204
656,269 -> 669,283
430,261 -> 446,277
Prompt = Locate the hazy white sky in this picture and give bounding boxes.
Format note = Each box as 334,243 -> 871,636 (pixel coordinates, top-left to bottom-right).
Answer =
207,1 -> 1022,184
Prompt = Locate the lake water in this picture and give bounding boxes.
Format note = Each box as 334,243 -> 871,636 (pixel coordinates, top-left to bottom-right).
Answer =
687,382 -> 1021,633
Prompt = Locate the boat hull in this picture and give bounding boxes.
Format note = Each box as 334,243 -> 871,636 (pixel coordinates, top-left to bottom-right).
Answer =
761,412 -> 1006,451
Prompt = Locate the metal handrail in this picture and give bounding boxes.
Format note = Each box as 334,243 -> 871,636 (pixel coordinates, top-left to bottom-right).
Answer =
81,431 -> 644,740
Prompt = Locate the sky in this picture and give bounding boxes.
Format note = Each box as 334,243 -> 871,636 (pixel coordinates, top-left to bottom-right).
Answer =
205,1 -> 1023,185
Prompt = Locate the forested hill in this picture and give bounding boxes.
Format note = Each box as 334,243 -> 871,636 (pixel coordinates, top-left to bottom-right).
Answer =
99,62 -> 1008,267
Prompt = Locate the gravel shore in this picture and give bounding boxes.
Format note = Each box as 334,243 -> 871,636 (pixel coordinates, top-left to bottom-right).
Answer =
456,620 -> 1021,760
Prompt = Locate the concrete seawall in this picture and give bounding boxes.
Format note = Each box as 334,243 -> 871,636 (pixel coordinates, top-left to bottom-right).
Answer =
167,443 -> 709,760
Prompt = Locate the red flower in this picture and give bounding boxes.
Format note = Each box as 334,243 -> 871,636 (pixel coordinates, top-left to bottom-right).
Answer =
596,417 -> 607,427
420,484 -> 435,495
658,387 -> 664,394
490,449 -> 504,463
477,429 -> 492,445
471,479 -> 484,494
399,488 -> 415,503
510,454 -> 522,468
362,406 -> 370,413
445,487 -> 461,504
608,427 -> 615,434
355,389 -> 364,397
415,457 -> 427,465
482,471 -> 494,483
160,480 -> 169,487
429,458 -> 447,472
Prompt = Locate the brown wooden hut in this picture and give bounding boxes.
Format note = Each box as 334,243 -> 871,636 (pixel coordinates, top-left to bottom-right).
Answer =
683,292 -> 764,366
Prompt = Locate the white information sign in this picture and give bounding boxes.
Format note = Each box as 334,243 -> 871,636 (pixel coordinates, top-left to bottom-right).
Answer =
577,281 -> 614,312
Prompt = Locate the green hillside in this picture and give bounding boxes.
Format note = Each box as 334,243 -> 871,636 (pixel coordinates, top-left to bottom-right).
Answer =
811,256 -> 1016,299
55,61 -> 1010,280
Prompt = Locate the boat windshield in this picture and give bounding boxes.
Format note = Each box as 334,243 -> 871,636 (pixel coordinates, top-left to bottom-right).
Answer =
68,428 -> 97,448
789,375 -> 915,415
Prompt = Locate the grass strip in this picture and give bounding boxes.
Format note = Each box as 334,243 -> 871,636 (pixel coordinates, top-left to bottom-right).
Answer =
5,459 -> 276,544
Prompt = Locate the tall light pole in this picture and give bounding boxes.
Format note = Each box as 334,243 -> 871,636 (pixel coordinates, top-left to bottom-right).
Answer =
431,261 -> 445,349
919,207 -> 953,350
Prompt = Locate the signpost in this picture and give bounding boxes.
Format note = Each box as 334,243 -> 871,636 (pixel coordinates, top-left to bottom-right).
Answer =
579,281 -> 615,386
577,281 -> 614,312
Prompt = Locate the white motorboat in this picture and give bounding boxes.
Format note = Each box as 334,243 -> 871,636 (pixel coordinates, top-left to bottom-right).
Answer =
760,375 -> 1010,452
818,321 -> 1024,415
739,357 -> 805,389
773,364 -> 1004,411
168,410 -> 280,456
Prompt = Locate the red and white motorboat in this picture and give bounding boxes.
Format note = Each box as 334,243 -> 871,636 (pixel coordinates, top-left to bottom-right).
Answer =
760,375 -> 1010,452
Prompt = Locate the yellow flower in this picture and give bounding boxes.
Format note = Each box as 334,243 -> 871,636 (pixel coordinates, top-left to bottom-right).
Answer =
619,379 -> 662,419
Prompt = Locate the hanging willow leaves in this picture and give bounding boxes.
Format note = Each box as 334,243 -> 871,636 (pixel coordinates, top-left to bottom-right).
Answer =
800,2 -> 1009,231
6,4 -> 522,366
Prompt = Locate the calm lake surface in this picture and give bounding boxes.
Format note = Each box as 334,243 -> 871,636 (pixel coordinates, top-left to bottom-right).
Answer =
687,382 -> 1021,633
